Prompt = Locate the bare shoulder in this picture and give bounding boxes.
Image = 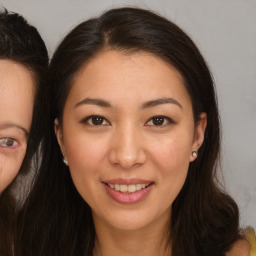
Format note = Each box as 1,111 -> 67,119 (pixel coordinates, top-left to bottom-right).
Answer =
226,238 -> 251,256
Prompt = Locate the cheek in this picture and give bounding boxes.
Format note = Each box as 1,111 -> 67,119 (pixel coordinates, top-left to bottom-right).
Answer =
65,133 -> 108,172
148,132 -> 193,171
64,135 -> 110,207
155,141 -> 190,183
0,153 -> 25,193
63,133 -> 110,201
147,133 -> 192,202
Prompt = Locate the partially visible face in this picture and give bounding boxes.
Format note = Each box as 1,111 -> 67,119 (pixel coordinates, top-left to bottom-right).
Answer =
0,60 -> 34,194
56,50 -> 206,232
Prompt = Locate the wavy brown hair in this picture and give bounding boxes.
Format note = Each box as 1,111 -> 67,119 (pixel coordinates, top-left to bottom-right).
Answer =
0,8 -> 48,256
16,7 -> 240,256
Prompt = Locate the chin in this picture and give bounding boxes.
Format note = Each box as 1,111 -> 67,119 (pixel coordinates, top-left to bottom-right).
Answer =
106,215 -> 154,231
93,206 -> 171,232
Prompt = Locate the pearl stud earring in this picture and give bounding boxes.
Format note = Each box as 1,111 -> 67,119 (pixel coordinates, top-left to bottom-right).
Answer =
192,151 -> 197,157
63,157 -> 68,166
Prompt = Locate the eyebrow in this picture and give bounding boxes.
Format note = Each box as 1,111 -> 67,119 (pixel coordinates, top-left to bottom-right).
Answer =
141,98 -> 183,109
74,97 -> 182,110
0,123 -> 29,137
75,98 -> 112,108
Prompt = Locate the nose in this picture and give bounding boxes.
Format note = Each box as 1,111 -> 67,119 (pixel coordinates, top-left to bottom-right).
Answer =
109,125 -> 146,169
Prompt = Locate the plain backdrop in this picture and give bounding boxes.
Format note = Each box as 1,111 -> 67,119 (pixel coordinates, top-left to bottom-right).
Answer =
1,0 -> 255,228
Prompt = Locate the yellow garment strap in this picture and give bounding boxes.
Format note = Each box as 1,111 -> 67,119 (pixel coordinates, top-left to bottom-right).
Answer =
245,227 -> 256,256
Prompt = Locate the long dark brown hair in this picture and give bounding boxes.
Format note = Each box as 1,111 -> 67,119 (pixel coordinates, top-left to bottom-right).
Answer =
16,7 -> 240,256
0,8 -> 48,256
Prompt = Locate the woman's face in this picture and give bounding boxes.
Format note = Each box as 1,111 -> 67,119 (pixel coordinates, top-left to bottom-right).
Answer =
0,60 -> 34,193
56,50 -> 206,232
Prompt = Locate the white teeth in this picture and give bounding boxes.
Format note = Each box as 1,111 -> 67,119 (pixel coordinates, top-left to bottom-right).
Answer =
108,183 -> 150,193
136,184 -> 142,190
120,185 -> 128,192
128,184 -> 136,193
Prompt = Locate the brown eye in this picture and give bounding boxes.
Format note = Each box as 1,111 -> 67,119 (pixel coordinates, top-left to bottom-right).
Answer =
91,116 -> 104,125
81,115 -> 110,126
146,116 -> 175,126
152,117 -> 165,126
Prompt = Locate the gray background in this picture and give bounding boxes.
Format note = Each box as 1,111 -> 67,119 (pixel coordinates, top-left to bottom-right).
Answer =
1,0 -> 255,229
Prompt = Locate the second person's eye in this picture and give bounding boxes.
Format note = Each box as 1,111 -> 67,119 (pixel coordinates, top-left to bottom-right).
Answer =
82,115 -> 110,126
0,138 -> 18,147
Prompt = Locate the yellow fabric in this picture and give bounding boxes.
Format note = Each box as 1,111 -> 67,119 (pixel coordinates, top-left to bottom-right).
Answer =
245,227 -> 256,256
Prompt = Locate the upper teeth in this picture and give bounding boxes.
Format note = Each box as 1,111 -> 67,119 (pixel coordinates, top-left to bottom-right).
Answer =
108,183 -> 149,193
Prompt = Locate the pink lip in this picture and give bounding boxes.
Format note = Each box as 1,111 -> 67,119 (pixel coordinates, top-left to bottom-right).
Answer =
102,179 -> 154,204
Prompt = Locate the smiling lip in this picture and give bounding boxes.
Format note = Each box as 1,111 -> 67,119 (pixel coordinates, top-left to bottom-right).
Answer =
102,179 -> 154,204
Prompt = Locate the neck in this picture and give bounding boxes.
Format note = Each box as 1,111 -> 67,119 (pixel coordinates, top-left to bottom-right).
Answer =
93,210 -> 172,256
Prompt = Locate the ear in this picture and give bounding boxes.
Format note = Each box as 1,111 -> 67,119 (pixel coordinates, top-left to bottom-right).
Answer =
190,112 -> 207,162
54,118 -> 66,157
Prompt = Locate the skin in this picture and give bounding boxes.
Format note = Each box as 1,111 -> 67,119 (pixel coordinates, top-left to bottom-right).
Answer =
0,60 -> 34,194
55,50 -> 207,256
56,49 -> 251,256
227,238 -> 251,256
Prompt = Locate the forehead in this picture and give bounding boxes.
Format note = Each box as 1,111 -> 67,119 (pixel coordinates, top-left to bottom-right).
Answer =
67,50 -> 191,109
0,59 -> 35,131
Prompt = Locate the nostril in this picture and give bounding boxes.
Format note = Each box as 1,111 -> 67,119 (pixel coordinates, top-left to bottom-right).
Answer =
109,151 -> 146,169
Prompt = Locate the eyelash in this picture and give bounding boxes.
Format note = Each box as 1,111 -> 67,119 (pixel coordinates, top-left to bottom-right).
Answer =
0,138 -> 19,149
145,116 -> 176,126
80,115 -> 175,127
80,115 -> 110,126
